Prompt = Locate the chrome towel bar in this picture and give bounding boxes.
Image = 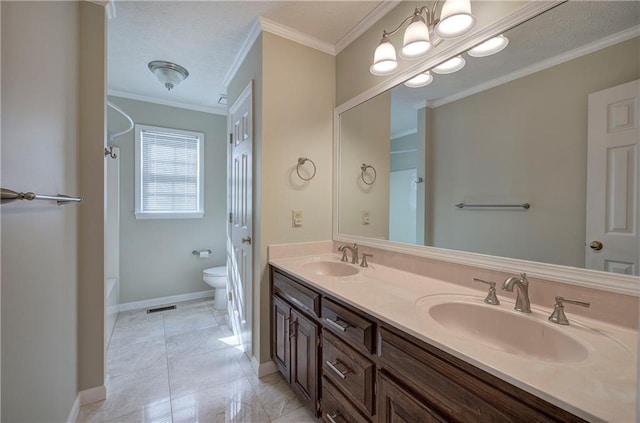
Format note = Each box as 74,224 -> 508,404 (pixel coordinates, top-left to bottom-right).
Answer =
455,202 -> 530,210
1,188 -> 82,205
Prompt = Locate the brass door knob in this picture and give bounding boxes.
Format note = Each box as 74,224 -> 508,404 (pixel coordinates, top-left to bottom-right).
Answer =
589,240 -> 603,251
241,236 -> 252,245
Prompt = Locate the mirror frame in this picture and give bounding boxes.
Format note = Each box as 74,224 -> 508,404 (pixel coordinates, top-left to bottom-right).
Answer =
333,1 -> 639,296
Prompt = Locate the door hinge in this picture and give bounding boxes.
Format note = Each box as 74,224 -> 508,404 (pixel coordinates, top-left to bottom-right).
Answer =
316,400 -> 321,412
317,337 -> 322,348
229,133 -> 233,144
228,291 -> 233,301
229,212 -> 232,223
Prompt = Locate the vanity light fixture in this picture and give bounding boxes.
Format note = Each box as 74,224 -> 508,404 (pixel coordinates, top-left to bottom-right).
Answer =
467,35 -> 509,57
370,0 -> 475,76
148,61 -> 189,91
404,71 -> 433,88
432,55 -> 466,74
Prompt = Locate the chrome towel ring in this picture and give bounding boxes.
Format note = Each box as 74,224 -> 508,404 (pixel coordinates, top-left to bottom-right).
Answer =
360,163 -> 377,185
296,157 -> 317,181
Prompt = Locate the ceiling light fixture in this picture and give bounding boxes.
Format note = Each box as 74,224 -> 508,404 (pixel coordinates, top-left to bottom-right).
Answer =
467,34 -> 509,57
404,71 -> 433,88
370,0 -> 475,76
432,55 -> 466,74
148,61 -> 189,91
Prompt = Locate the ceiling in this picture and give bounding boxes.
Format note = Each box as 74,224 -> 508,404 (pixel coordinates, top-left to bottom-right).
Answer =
107,0 -> 389,114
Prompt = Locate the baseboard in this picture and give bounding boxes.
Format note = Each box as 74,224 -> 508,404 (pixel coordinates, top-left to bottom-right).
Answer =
119,290 -> 214,312
251,357 -> 278,378
68,385 -> 106,423
67,396 -> 80,423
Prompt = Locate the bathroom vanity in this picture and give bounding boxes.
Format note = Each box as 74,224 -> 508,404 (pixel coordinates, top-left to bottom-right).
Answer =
269,254 -> 636,423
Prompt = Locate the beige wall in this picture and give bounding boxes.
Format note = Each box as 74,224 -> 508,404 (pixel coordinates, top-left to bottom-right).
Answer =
78,0 -> 107,392
336,1 -> 527,105
107,97 -> 228,303
339,92 -> 390,238
1,2 -> 80,420
229,32 -> 335,364
428,37 -> 640,267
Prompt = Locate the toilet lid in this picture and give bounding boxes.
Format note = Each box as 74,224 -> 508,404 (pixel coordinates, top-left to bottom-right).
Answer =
204,266 -> 226,277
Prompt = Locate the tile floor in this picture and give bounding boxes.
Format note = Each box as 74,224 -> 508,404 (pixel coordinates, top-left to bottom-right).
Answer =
78,298 -> 319,423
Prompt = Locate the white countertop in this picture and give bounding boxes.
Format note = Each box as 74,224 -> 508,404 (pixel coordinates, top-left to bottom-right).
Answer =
269,253 -> 638,423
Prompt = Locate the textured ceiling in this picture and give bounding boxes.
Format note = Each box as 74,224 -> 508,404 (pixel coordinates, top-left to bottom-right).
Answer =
107,1 -> 384,113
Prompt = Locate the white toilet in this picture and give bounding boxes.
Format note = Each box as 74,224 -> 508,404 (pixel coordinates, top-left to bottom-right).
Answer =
203,266 -> 228,310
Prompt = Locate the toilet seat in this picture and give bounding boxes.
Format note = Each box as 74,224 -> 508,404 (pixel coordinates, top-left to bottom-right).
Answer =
204,266 -> 226,277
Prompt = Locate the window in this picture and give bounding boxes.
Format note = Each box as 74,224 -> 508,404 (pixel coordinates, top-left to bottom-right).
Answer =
134,124 -> 204,219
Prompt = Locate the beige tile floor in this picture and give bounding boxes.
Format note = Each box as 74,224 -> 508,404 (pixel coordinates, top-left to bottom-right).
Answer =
78,298 -> 319,423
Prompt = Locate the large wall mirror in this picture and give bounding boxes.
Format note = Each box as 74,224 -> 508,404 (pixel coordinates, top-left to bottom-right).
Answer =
336,1 -> 639,293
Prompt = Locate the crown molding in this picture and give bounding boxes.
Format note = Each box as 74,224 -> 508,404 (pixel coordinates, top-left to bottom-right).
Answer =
105,0 -> 116,19
223,17 -> 263,88
107,90 -> 227,115
431,25 -> 640,108
259,16 -> 335,55
335,0 -> 402,55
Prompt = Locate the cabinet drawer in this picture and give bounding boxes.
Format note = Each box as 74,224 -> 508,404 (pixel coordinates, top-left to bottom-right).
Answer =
322,330 -> 375,416
322,377 -> 370,423
378,326 -> 586,423
273,269 -> 320,318
322,297 -> 375,355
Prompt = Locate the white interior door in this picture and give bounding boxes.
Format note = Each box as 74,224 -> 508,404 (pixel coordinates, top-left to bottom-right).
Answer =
586,79 -> 639,275
228,81 -> 253,357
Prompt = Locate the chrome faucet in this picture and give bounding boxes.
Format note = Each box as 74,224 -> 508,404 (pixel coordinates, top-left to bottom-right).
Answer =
338,243 -> 359,264
501,273 -> 531,313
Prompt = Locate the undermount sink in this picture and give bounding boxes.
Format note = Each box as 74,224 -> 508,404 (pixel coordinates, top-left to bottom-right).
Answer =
301,260 -> 359,277
420,299 -> 589,363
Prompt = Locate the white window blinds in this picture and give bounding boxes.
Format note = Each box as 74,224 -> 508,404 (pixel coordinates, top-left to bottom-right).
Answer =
134,124 -> 204,219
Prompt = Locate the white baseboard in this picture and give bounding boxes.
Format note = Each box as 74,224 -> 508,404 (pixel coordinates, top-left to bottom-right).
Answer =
67,396 -> 80,423
68,385 -> 106,423
119,290 -> 214,312
251,357 -> 278,378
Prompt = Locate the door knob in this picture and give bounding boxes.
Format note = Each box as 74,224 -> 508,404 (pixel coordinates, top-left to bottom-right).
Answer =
589,240 -> 603,251
241,236 -> 252,245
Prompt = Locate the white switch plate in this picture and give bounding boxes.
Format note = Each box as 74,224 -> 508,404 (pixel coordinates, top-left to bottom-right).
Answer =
292,209 -> 303,227
362,211 -> 370,225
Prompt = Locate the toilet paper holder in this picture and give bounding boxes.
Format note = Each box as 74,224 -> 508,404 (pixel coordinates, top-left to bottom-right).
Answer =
192,249 -> 212,256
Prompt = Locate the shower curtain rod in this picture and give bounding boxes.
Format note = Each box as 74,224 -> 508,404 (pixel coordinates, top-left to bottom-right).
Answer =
107,101 -> 134,142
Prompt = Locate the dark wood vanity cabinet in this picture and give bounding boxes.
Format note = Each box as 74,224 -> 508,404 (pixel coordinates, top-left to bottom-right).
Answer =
270,266 -> 587,423
271,270 -> 321,416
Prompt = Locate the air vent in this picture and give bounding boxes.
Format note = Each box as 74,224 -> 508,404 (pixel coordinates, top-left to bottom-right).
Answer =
218,94 -> 227,105
146,305 -> 176,314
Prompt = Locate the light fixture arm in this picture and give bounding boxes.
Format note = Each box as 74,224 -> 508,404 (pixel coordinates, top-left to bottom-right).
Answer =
380,1 -> 442,39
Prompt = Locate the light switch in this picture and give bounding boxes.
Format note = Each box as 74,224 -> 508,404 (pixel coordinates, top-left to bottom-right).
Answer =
362,211 -> 370,225
292,209 -> 303,227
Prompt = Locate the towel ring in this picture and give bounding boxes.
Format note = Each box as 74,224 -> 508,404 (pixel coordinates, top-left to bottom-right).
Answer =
360,163 -> 377,185
296,157 -> 316,181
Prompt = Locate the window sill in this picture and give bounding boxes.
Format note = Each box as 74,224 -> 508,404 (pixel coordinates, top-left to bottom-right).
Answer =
134,212 -> 205,220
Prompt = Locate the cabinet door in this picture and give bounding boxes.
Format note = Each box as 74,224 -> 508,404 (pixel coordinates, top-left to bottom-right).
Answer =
291,308 -> 320,413
377,372 -> 448,423
272,295 -> 291,383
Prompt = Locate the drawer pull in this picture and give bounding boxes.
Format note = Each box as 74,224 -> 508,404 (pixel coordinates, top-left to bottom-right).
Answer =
326,413 -> 341,423
326,360 -> 351,379
325,317 -> 351,332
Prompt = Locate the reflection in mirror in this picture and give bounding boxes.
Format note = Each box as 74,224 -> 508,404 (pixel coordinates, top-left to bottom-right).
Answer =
338,1 -> 640,274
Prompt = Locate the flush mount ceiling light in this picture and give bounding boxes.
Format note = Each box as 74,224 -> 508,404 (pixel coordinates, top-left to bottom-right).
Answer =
467,34 -> 509,57
404,71 -> 433,88
432,55 -> 466,74
370,0 -> 475,76
148,61 -> 189,91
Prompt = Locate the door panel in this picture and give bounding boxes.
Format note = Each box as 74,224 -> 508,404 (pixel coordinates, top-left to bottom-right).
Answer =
228,81 -> 253,356
291,309 -> 319,407
272,295 -> 291,383
586,79 -> 639,275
